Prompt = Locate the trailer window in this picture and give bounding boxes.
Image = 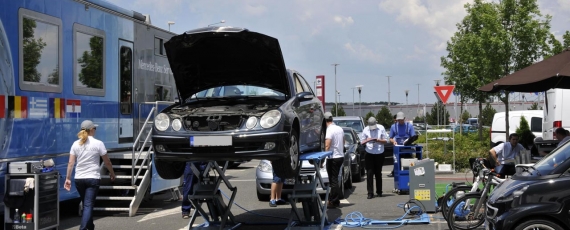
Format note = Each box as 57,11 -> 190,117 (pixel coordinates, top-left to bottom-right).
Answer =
155,37 -> 165,55
120,46 -> 132,114
531,117 -> 542,133
18,9 -> 63,93
73,24 -> 106,96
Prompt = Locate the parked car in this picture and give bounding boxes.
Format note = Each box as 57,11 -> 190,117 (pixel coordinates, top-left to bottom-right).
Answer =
255,127 -> 356,201
486,140 -> 570,230
449,124 -> 477,134
152,27 -> 326,179
342,127 -> 364,182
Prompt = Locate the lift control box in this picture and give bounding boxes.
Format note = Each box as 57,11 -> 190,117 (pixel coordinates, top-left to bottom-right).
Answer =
409,158 -> 436,213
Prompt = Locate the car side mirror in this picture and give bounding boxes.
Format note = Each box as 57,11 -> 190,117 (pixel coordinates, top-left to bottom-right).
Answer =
296,92 -> 314,102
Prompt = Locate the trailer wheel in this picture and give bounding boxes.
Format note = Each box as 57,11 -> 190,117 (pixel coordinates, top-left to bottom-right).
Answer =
155,160 -> 185,179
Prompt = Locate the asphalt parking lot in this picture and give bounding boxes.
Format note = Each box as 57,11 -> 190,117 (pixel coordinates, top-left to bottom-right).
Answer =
4,159 -> 481,230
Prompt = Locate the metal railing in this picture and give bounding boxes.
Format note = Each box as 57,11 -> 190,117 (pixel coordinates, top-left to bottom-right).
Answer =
131,101 -> 174,185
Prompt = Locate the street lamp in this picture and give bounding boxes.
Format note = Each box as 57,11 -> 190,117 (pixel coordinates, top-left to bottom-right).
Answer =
356,85 -> 363,117
208,20 -> 226,27
434,79 -> 441,126
167,21 -> 175,31
351,87 -> 356,116
332,64 -> 340,116
386,76 -> 391,109
405,90 -> 409,106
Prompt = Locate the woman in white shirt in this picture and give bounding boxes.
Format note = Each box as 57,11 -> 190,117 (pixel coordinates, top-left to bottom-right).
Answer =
64,120 -> 115,230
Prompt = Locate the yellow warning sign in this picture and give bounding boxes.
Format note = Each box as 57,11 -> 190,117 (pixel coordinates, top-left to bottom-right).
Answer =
414,189 -> 431,200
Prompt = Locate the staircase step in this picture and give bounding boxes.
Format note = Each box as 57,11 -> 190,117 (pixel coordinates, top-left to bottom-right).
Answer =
102,175 -> 144,179
96,196 -> 133,201
100,185 -> 137,190
112,165 -> 148,169
94,207 -> 130,211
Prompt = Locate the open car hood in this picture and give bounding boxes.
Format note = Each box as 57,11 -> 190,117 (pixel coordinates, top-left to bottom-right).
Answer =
164,27 -> 289,101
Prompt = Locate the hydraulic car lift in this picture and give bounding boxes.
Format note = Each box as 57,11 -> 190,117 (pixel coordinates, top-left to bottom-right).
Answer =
185,151 -> 332,230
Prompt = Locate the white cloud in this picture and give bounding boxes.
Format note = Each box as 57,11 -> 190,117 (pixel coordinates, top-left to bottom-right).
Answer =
378,0 -> 471,50
243,3 -> 267,16
333,15 -> 354,27
343,42 -> 383,63
558,0 -> 570,11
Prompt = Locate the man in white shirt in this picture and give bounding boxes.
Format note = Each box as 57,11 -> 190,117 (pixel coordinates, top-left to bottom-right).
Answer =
323,112 -> 345,208
490,133 -> 525,178
361,117 -> 388,199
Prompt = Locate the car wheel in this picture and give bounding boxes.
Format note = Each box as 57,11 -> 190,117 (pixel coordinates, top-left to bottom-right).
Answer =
155,160 -> 185,179
272,129 -> 300,179
352,166 -> 362,182
257,190 -> 270,201
344,169 -> 353,189
515,219 -> 564,230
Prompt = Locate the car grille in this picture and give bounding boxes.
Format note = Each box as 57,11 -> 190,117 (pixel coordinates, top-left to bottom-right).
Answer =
166,142 -> 265,153
183,115 -> 246,131
300,167 -> 316,175
486,202 -> 498,219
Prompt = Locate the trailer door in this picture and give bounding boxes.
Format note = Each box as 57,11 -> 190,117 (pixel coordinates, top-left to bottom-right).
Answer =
118,40 -> 134,143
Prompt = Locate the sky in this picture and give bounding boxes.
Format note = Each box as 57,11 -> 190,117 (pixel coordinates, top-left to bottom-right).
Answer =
109,0 -> 570,104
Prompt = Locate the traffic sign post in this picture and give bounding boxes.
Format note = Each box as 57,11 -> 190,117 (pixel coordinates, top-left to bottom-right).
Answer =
434,85 -> 455,104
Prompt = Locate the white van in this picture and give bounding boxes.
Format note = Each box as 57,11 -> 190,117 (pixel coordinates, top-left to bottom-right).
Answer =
535,89 -> 570,153
490,110 -> 543,148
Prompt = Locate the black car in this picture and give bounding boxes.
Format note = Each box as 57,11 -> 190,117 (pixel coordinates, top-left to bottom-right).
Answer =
486,141 -> 570,230
343,127 -> 363,182
152,27 -> 325,179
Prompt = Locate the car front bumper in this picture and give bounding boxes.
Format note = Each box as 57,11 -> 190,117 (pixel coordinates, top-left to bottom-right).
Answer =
256,168 -> 329,196
152,131 -> 289,161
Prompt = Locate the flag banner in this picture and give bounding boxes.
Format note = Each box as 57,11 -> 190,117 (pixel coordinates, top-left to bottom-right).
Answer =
7,96 -> 28,118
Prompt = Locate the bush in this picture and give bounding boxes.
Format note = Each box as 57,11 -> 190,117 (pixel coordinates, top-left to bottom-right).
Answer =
515,116 -> 535,150
417,128 -> 490,171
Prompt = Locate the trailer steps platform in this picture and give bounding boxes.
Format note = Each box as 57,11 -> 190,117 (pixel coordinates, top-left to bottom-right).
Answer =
186,151 -> 332,230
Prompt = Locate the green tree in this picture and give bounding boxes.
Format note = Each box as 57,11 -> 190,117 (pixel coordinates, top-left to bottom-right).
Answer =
22,18 -> 46,82
516,116 -> 535,149
330,104 -> 346,117
528,102 -> 540,110
426,102 -> 450,126
78,36 -> 104,88
481,103 -> 496,126
47,65 -> 59,85
460,110 -> 472,124
364,111 -> 375,123
375,106 -> 393,129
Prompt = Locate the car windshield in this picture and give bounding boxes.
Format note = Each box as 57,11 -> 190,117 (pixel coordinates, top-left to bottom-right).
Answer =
533,141 -> 570,175
191,85 -> 285,99
335,120 -> 363,133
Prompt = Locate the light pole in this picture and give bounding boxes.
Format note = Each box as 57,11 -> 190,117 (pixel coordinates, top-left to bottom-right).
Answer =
332,63 -> 340,116
167,21 -> 175,31
417,83 -> 420,118
208,20 -> 226,27
386,76 -> 391,109
337,91 -> 341,114
434,79 -> 441,126
405,89 -> 409,106
356,85 -> 363,118
351,87 -> 356,116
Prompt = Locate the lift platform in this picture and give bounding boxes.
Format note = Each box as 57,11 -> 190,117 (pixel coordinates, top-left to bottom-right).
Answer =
185,151 -> 332,230
287,151 -> 331,230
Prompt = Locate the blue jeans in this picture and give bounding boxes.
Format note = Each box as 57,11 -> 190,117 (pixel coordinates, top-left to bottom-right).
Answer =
75,179 -> 100,230
182,162 -> 202,213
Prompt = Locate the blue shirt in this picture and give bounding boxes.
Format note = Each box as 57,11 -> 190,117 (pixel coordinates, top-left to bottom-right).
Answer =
389,122 -> 416,145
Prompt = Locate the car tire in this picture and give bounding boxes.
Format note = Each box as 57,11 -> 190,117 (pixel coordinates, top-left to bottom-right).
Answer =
257,190 -> 269,201
352,166 -> 362,182
272,129 -> 300,179
155,160 -> 185,179
514,219 -> 564,230
344,169 -> 353,189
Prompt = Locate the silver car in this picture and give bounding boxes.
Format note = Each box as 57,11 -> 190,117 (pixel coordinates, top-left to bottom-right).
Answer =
256,128 -> 356,201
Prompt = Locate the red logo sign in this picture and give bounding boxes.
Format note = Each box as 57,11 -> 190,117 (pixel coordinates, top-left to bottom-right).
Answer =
316,75 -> 325,110
434,85 -> 455,104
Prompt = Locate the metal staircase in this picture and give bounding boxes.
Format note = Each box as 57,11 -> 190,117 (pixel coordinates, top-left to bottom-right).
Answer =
92,102 -> 179,217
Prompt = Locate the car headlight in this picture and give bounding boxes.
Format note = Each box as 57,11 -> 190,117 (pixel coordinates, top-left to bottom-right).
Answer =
155,113 -> 170,131
260,110 -> 281,129
172,119 -> 182,131
246,116 -> 258,129
257,161 -> 273,173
